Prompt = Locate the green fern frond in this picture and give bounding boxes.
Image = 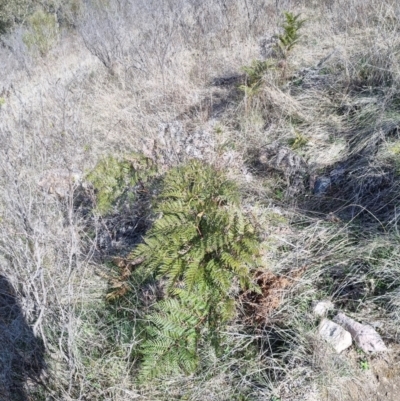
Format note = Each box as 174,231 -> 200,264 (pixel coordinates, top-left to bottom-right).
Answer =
129,160 -> 260,380
86,153 -> 157,214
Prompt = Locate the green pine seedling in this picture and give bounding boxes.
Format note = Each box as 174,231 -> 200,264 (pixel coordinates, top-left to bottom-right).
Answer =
277,12 -> 306,59
240,59 -> 275,95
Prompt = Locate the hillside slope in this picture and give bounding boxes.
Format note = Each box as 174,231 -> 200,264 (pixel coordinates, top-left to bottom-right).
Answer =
1,1 -> 400,400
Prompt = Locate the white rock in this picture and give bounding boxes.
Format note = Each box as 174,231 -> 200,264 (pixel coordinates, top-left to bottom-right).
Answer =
318,318 -> 352,353
333,313 -> 387,353
312,300 -> 334,317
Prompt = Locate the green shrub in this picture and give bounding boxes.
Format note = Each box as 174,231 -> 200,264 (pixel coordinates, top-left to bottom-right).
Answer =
23,10 -> 58,56
0,0 -> 31,34
0,1 -> 82,34
130,160 -> 260,379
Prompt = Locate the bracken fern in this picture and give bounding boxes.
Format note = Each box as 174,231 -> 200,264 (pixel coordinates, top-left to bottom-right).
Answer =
130,160 -> 260,379
86,153 -> 157,214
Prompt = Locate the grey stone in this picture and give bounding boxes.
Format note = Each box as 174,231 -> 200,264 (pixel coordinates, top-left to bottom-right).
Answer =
258,143 -> 307,176
312,300 -> 334,317
318,318 -> 352,353
333,313 -> 387,353
314,176 -> 332,195
313,176 -> 331,195
258,144 -> 307,197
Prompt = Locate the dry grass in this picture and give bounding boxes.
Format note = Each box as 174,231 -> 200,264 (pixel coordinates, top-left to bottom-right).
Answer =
1,0 -> 400,400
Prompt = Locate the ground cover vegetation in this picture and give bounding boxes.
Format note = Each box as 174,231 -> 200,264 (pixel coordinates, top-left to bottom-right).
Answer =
1,0 -> 400,400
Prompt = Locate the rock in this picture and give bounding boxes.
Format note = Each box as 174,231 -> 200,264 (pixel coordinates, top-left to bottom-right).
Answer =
312,300 -> 334,317
257,144 -> 308,197
333,313 -> 388,353
258,143 -> 307,176
313,176 -> 331,195
318,318 -> 352,353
